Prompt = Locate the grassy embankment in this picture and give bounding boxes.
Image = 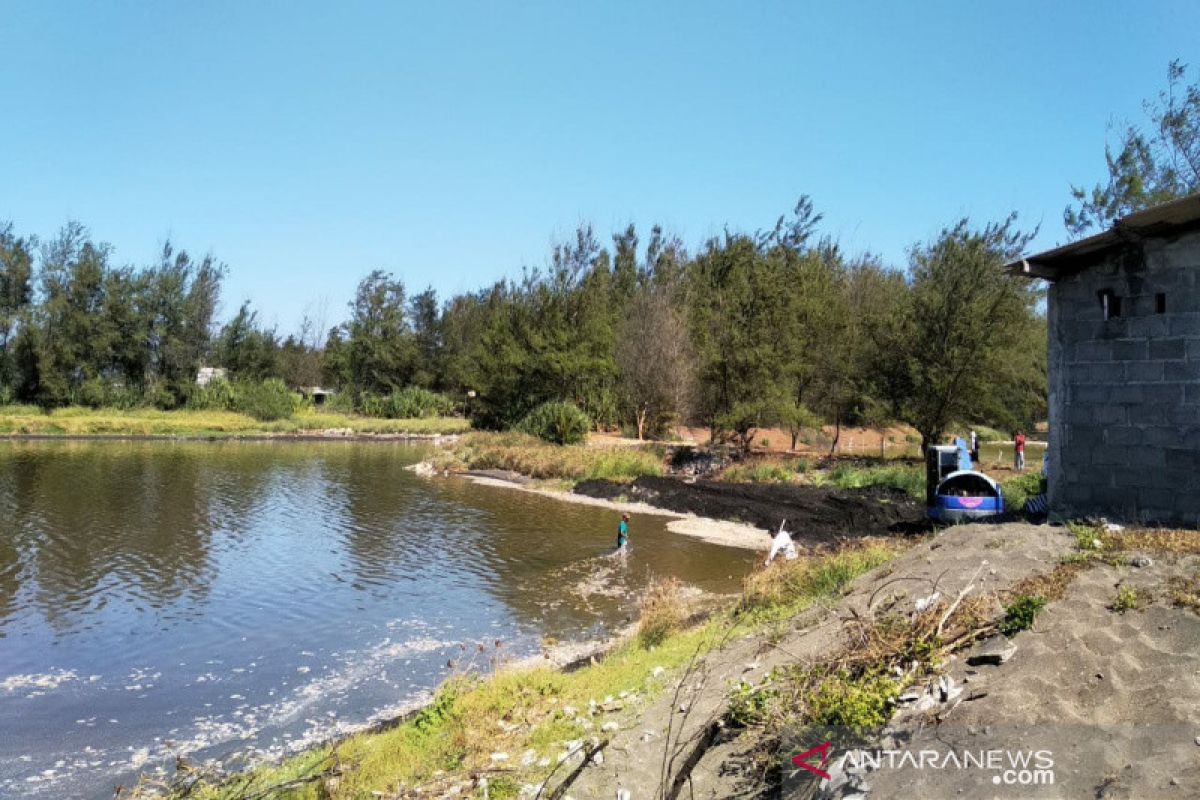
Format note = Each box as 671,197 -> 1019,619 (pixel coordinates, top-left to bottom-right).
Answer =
433,432 -> 1044,511
0,405 -> 470,437
430,431 -> 666,484
127,542 -> 901,799
723,454 -> 1046,510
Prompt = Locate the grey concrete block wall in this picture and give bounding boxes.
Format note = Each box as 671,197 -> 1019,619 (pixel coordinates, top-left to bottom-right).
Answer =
1047,229 -> 1200,525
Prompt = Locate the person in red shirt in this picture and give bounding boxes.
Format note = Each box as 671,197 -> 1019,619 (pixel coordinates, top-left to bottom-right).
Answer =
1014,431 -> 1027,472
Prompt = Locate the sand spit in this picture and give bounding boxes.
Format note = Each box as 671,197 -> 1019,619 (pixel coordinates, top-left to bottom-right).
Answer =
456,471 -> 770,551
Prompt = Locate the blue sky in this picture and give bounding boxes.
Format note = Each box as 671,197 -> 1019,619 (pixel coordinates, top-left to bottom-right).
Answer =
2,1 -> 1196,333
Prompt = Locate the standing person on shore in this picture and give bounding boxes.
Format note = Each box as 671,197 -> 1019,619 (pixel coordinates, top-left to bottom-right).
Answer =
615,513 -> 630,552
1014,430 -> 1026,472
969,430 -> 979,464
765,520 -> 797,566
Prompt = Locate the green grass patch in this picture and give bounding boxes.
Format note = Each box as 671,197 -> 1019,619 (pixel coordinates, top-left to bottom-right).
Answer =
0,405 -> 469,437
448,432 -> 664,483
740,542 -> 899,621
722,458 -> 811,484
817,463 -> 925,499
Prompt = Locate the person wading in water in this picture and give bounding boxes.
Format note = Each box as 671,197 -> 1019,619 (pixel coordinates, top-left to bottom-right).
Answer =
616,513 -> 630,552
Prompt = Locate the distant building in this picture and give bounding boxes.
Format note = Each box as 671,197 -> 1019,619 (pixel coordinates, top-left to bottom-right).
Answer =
196,367 -> 227,387
300,386 -> 334,406
1008,193 -> 1200,525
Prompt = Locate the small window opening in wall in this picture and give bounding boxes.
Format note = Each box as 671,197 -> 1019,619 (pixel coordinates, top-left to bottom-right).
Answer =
1098,289 -> 1122,320
1156,293 -> 1167,314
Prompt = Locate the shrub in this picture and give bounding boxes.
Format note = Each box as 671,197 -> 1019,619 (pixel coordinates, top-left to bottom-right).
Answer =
804,668 -> 900,733
637,576 -> 686,649
325,390 -> 357,414
516,401 -> 590,445
358,387 -> 456,419
72,377 -> 140,410
236,378 -> 298,421
999,595 -> 1046,636
1001,471 -> 1044,511
75,377 -> 111,409
728,676 -> 777,727
822,464 -> 925,499
143,380 -> 178,410
188,377 -> 238,411
387,387 -> 455,418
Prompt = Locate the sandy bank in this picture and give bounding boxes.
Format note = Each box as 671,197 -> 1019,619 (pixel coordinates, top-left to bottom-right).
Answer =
459,472 -> 769,551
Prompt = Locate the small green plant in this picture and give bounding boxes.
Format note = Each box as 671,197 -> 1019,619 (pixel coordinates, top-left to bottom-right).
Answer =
412,683 -> 459,733
1000,595 -> 1046,636
1068,521 -> 1103,551
1111,585 -> 1139,613
804,668 -> 900,733
1169,573 -> 1200,612
728,676 -> 777,727
516,401 -> 591,445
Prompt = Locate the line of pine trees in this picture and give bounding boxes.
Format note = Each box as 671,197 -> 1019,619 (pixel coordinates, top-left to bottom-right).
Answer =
0,197 -> 1047,448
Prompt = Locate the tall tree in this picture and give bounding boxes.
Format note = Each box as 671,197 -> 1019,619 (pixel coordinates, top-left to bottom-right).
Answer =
883,216 -> 1038,452
345,270 -> 414,394
1065,60 -> 1200,237
615,285 -> 695,439
0,224 -> 34,393
216,301 -> 279,380
408,287 -> 442,389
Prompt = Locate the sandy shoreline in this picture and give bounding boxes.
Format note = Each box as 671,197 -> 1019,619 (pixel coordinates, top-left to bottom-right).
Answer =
459,472 -> 769,551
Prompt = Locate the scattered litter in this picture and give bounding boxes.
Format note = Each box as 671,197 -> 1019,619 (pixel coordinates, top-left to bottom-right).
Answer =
914,592 -> 941,614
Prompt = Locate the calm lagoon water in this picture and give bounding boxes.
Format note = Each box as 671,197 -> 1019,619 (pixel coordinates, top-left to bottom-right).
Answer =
0,441 -> 755,798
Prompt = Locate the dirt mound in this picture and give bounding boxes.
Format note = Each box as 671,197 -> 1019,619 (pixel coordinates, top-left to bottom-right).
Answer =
573,476 -> 926,545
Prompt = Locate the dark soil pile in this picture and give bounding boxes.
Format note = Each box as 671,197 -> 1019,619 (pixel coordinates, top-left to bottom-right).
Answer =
574,476 -> 928,544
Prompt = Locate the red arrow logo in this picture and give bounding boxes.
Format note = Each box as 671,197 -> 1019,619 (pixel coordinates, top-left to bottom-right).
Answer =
791,741 -> 833,780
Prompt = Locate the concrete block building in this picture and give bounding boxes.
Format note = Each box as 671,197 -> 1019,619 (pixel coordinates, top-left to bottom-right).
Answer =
1009,194 -> 1200,525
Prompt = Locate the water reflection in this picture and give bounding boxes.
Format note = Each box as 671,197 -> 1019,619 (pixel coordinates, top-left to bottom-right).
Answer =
0,440 -> 755,799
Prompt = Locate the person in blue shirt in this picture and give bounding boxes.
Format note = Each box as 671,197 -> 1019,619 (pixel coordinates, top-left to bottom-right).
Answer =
616,513 -> 630,550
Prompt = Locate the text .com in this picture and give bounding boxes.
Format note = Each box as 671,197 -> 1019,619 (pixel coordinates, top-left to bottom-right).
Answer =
794,743 -> 1056,787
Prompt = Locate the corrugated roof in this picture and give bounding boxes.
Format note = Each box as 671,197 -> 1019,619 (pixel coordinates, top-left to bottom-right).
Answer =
1007,193 -> 1200,280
